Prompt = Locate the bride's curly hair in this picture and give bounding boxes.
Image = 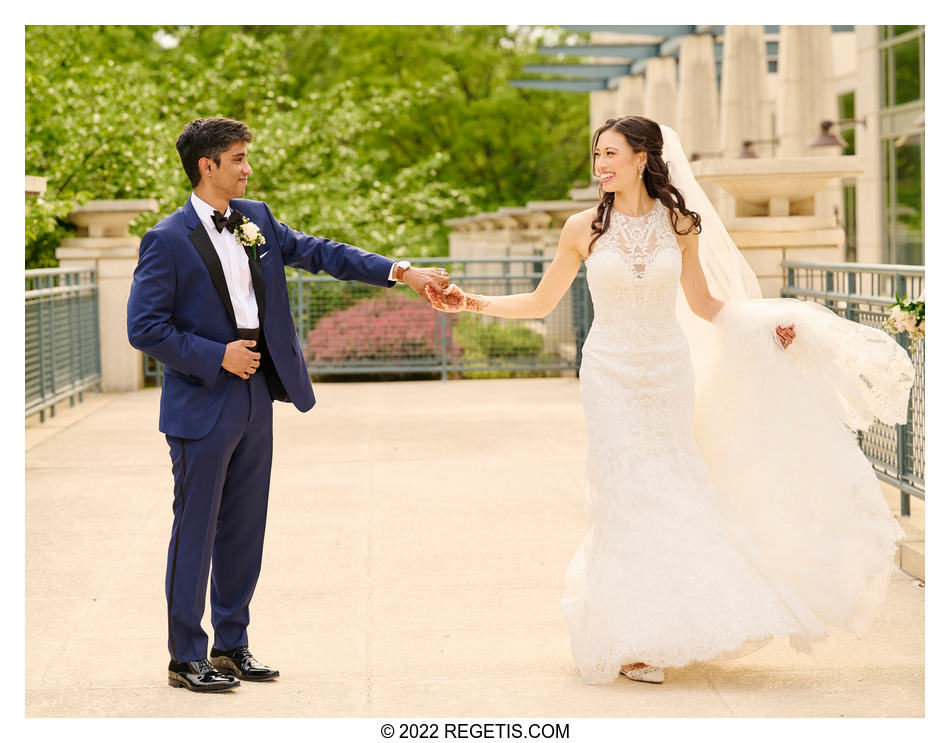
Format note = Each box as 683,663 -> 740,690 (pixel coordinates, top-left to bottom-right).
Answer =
588,115 -> 701,255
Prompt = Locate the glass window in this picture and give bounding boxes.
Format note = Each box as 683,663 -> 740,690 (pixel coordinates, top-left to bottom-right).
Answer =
894,37 -> 922,105
879,26 -> 924,266
884,137 -> 924,265
838,91 -> 855,155
842,181 -> 857,262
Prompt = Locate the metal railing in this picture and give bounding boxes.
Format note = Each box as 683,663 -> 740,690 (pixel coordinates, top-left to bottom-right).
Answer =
144,257 -> 592,385
26,266 -> 101,421
782,261 -> 924,515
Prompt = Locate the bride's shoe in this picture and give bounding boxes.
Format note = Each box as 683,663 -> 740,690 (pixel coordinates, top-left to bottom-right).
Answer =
620,663 -> 664,684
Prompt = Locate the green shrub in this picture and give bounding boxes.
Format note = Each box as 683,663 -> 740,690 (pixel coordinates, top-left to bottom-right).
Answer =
453,314 -> 560,379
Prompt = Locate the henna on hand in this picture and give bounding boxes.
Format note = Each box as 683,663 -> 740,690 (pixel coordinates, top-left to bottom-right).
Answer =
775,323 -> 796,349
425,284 -> 484,313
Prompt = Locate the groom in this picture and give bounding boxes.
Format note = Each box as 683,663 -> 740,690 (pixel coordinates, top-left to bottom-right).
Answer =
127,117 -> 449,693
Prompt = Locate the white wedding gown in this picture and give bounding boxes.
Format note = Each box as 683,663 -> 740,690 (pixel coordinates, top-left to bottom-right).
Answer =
561,198 -> 914,684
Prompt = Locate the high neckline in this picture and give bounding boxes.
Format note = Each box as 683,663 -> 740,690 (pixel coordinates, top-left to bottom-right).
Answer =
612,198 -> 659,220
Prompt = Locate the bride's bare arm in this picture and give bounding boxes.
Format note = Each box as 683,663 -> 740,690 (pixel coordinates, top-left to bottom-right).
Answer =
676,225 -> 724,323
427,212 -> 588,319
676,215 -> 796,348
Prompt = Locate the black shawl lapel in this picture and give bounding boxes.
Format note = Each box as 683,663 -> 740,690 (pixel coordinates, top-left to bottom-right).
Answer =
244,247 -> 266,326
188,225 -> 238,329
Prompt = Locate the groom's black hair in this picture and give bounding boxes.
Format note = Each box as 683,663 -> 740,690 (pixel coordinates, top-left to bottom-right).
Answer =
176,118 -> 254,188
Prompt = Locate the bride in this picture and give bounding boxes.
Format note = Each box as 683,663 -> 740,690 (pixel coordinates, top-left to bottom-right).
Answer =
426,115 -> 914,685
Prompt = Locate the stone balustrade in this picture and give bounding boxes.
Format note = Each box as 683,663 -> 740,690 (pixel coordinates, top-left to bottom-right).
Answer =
56,199 -> 159,392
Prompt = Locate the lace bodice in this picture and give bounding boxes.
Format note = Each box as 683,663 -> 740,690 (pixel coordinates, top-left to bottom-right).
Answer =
585,199 -> 682,334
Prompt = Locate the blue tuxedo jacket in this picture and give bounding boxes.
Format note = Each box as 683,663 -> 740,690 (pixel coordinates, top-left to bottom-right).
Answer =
127,197 -> 395,439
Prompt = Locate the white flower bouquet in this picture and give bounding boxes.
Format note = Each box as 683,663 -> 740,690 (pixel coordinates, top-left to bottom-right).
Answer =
882,293 -> 925,352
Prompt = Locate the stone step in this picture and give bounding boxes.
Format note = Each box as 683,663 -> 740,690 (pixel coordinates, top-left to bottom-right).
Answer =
899,540 -> 925,582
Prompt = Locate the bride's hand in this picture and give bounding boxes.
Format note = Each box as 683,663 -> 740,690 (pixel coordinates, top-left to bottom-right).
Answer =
775,324 -> 796,349
425,283 -> 471,313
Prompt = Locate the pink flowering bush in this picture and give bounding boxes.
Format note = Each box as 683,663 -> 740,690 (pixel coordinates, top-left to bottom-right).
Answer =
308,293 -> 460,365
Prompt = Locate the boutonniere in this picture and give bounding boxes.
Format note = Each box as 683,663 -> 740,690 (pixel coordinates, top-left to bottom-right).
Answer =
235,217 -> 266,260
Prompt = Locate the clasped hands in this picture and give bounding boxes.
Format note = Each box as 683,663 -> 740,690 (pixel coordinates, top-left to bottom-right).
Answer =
406,269 -> 474,312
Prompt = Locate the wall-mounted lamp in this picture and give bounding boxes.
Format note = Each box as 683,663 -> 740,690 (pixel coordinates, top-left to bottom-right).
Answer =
809,118 -> 867,148
896,111 -> 924,147
739,138 -> 779,158
690,151 -> 723,161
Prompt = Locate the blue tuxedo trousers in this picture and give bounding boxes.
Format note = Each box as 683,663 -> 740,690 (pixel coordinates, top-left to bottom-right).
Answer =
164,370 -> 273,662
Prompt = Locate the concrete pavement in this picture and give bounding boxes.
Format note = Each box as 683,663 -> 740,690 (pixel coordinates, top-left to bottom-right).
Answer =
25,379 -> 924,718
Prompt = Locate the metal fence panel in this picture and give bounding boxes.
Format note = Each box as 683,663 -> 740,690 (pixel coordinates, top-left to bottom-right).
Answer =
145,257 -> 590,385
25,266 -> 101,420
140,255 -> 923,513
782,261 -> 924,514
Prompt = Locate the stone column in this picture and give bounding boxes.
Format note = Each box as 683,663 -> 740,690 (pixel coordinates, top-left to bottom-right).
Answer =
720,26 -> 770,158
776,25 -> 843,236
854,25 -> 885,264
589,88 -> 619,140
643,57 -> 678,131
776,26 -> 838,157
56,199 -> 158,392
616,74 -> 645,118
676,34 -> 719,161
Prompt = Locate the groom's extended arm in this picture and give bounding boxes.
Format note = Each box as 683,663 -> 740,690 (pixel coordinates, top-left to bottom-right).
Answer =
127,230 -> 227,385
262,203 -> 394,286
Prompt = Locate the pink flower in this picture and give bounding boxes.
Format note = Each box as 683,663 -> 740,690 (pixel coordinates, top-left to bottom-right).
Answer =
308,293 -> 461,364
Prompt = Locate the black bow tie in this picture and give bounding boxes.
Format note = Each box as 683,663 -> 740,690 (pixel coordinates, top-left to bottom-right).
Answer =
211,208 -> 244,233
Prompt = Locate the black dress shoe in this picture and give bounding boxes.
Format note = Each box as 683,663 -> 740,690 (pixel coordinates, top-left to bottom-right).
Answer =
167,658 -> 241,693
210,645 -> 280,681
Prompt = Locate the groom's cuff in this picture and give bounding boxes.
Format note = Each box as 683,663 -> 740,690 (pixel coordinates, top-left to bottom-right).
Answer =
387,261 -> 398,283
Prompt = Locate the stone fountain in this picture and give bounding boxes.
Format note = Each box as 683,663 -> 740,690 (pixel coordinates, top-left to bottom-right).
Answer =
690,155 -> 866,296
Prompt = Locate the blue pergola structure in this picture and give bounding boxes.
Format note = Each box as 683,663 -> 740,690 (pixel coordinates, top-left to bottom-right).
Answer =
509,25 -> 854,93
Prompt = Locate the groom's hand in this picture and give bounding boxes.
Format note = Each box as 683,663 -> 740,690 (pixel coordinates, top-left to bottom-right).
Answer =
222,339 -> 261,379
403,267 -> 451,304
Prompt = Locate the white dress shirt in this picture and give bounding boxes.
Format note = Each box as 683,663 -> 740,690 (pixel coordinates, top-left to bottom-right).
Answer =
191,193 -> 259,329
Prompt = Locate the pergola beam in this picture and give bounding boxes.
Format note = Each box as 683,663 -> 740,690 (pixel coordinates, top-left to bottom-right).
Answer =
538,44 -> 660,60
560,25 -> 697,36
521,63 -> 633,78
509,79 -> 610,92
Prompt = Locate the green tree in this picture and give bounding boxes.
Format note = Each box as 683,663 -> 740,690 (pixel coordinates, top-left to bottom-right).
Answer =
25,25 -> 589,267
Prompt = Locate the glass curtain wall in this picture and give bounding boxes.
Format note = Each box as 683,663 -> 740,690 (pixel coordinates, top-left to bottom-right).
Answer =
880,25 -> 924,265
838,91 -> 857,262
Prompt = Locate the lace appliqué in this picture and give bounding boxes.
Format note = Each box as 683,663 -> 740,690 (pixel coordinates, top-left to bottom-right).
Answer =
594,199 -> 679,279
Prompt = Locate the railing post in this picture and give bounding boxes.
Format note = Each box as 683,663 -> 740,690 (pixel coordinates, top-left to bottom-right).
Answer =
845,270 -> 856,322
439,311 -> 449,382
896,262 -> 910,512
68,271 -> 78,407
894,325 -> 912,517
46,282 -> 56,419
36,281 -> 47,423
895,271 -> 906,308
76,270 -> 86,392
92,269 -> 101,386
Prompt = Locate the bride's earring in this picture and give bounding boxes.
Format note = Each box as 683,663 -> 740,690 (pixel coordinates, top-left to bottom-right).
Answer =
638,161 -> 645,179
